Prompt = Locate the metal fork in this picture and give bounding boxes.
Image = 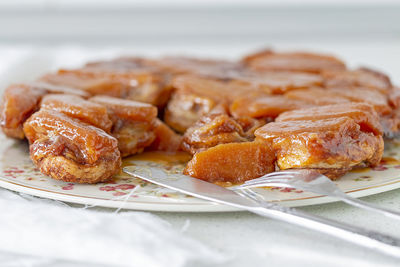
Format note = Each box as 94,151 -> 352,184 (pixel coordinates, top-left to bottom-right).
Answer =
232,169 -> 400,220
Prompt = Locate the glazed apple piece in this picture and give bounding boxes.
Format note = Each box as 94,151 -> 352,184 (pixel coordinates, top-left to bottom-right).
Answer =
323,68 -> 392,93
230,93 -> 312,120
164,74 -> 253,132
23,109 -> 121,183
181,105 -> 250,155
31,82 -> 90,98
255,117 -> 383,179
89,95 -> 158,157
184,140 -> 275,184
0,83 -> 89,139
145,56 -> 244,77
389,87 -> 400,109
40,58 -> 171,107
147,119 -> 183,152
276,103 -> 383,135
326,87 -> 392,116
0,84 -> 46,139
285,87 -> 351,106
40,94 -> 112,132
242,50 -> 346,73
231,71 -> 323,94
385,87 -> 400,136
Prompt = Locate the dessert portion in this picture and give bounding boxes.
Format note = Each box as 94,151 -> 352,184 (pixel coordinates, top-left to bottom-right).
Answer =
23,110 -> 121,183
255,104 -> 383,179
0,49 -> 397,185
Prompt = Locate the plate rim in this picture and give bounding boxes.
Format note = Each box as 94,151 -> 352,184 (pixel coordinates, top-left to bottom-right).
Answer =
1,174 -> 400,212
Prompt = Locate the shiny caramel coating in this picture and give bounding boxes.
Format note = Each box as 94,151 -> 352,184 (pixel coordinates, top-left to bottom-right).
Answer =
0,83 -> 90,139
181,112 -> 248,155
40,94 -> 112,132
23,110 -> 121,183
90,95 -> 158,157
0,84 -> 45,139
255,117 -> 383,179
143,56 -> 245,77
147,119 -> 183,152
40,59 -> 170,107
164,75 -> 253,132
231,71 -> 323,94
323,68 -> 392,93
184,140 -> 275,184
285,88 -> 351,105
276,103 -> 383,136
230,93 -> 312,119
242,50 -> 346,73
326,87 -> 392,115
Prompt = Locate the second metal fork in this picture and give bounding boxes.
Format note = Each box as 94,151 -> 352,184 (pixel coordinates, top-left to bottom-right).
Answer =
232,169 -> 400,220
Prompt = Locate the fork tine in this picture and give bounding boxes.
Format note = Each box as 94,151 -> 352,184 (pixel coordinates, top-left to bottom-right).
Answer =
243,174 -> 294,185
232,181 -> 294,190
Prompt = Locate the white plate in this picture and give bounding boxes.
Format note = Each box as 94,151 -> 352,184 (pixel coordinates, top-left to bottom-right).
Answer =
1,135 -> 400,212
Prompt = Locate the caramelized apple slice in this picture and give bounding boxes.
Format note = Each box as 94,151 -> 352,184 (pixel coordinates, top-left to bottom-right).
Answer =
232,71 -> 323,94
145,56 -> 244,77
41,94 -> 112,132
147,119 -> 182,152
184,141 -> 275,184
23,110 -> 121,183
242,50 -> 346,73
255,117 -> 383,179
164,75 -> 252,132
276,103 -> 383,136
0,84 -> 46,139
285,88 -> 351,105
323,68 -> 392,93
326,87 -> 392,115
31,82 -> 90,98
230,93 -> 311,119
90,96 -> 157,156
0,83 -> 90,139
181,107 -> 248,155
40,59 -> 170,107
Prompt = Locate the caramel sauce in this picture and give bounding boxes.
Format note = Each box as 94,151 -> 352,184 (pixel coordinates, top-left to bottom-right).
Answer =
350,167 -> 371,173
122,151 -> 192,167
380,157 -> 400,165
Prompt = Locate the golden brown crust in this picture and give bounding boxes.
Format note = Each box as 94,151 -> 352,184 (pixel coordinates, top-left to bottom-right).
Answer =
23,110 -> 121,183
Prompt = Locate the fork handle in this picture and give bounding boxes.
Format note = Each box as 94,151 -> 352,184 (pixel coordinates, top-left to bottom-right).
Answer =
245,203 -> 400,258
334,192 -> 400,221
